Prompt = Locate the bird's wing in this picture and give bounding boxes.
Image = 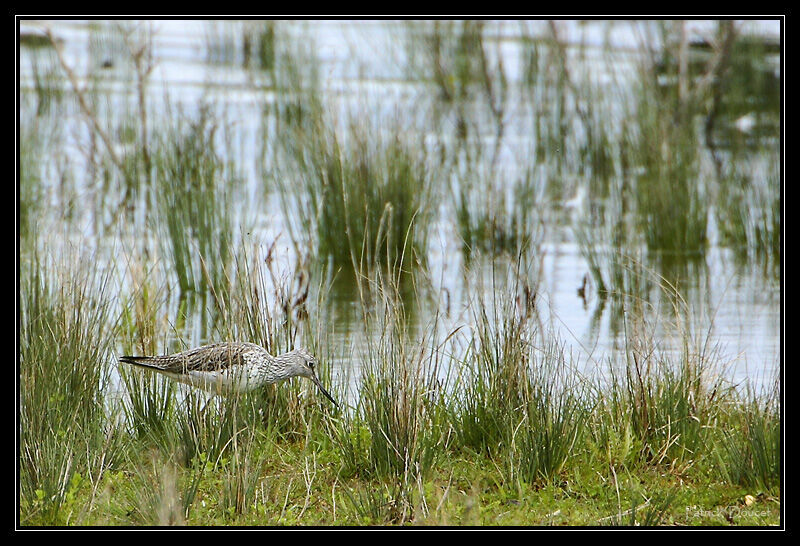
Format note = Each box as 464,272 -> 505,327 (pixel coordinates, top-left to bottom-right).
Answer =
120,342 -> 259,373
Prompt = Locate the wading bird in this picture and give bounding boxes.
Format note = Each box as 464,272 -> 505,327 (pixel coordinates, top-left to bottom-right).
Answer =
120,342 -> 337,406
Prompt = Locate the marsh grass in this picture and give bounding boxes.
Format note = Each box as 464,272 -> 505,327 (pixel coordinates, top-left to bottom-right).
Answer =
509,343 -> 588,485
404,20 -> 508,123
715,379 -> 780,492
631,93 -> 708,255
152,108 -> 235,298
450,274 -> 587,486
203,21 -> 241,66
218,425 -> 265,515
276,110 -> 436,281
118,361 -> 176,452
407,22 -> 556,261
596,298 -> 731,472
325,290 -> 451,522
25,44 -> 63,116
19,122 -> 44,242
18,21 -> 781,527
628,22 -> 757,256
357,298 -> 447,484
715,157 -> 780,271
19,249 -> 122,524
453,157 -> 544,261
573,218 -> 651,309
450,291 -> 531,455
204,20 -> 275,70
21,239 -> 780,524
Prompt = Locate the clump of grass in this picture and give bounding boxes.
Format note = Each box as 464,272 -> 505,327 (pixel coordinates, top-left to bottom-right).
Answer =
324,264 -> 449,516
276,112 -> 435,279
627,21 -> 757,257
449,291 -> 531,455
753,177 -> 780,272
404,21 -> 507,110
715,378 -> 780,492
25,44 -> 64,116
119,362 -> 272,479
597,296 -> 730,471
715,157 -> 780,272
270,24 -> 437,281
630,93 -> 708,255
217,425 -> 266,516
445,255 -> 586,487
19,249 -> 121,524
573,208 -> 651,310
204,20 -> 275,70
358,306 -> 447,484
118,359 -> 177,451
203,21 -> 241,66
510,341 -> 588,485
453,160 -> 544,261
19,122 -> 45,242
152,107 -> 235,298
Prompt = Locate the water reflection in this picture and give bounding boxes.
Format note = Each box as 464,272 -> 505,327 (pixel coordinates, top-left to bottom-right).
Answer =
18,19 -> 781,390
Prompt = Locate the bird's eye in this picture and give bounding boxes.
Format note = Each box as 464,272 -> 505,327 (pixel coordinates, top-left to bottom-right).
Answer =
308,361 -> 315,369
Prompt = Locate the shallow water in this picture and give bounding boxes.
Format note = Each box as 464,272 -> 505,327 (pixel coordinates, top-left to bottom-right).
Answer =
19,19 -> 781,390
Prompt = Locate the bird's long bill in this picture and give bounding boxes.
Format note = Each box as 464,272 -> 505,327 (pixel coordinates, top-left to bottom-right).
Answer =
310,373 -> 338,407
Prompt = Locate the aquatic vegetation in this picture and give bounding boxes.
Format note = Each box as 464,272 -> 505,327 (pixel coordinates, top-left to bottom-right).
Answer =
19,250 -> 122,524
276,113 -> 436,279
152,109 -> 235,298
17,20 -> 781,526
714,379 -> 780,491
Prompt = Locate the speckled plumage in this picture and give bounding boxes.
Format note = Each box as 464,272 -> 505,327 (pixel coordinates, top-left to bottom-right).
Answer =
120,342 -> 337,406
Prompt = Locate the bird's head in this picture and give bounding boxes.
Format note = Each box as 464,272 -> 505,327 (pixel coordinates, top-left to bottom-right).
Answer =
285,348 -> 338,407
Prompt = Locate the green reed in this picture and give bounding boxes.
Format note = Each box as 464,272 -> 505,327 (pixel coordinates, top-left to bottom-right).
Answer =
19,249 -> 122,524
714,377 -> 780,492
630,92 -> 708,255
595,299 -> 730,471
152,108 -> 235,298
449,270 -> 587,486
510,342 -> 588,485
19,122 -> 44,242
25,43 -> 63,116
449,289 -> 531,455
357,297 -> 447,483
268,23 -> 436,280
716,155 -> 780,271
276,111 -> 435,279
452,154 -> 543,261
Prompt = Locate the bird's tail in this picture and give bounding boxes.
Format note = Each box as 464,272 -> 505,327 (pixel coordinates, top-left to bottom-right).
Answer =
119,355 -> 166,370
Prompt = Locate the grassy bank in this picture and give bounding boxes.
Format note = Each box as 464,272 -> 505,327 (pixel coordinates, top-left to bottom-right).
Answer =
18,247 -> 780,526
